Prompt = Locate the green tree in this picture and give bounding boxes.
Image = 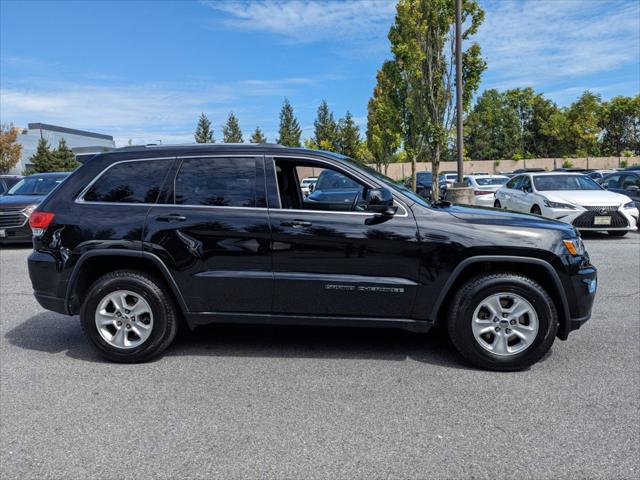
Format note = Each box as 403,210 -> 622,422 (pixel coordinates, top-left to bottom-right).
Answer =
465,89 -> 520,160
566,91 -> 602,156
313,100 -> 337,148
222,112 -> 243,143
0,123 -> 23,174
250,126 -> 267,144
367,63 -> 402,173
51,138 -> 80,171
385,0 -> 486,197
335,111 -> 361,159
277,99 -> 302,147
600,95 -> 640,156
25,137 -> 55,174
194,113 -> 214,143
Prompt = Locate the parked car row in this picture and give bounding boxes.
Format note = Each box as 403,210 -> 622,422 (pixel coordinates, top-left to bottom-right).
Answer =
0,173 -> 70,243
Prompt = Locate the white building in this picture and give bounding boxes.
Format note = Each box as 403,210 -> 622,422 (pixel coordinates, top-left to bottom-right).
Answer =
12,123 -> 116,174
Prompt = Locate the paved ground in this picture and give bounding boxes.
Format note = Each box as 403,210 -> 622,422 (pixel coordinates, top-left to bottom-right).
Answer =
1,233 -> 639,480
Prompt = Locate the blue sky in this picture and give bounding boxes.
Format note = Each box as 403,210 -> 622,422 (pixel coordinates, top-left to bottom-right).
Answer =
1,0 -> 638,146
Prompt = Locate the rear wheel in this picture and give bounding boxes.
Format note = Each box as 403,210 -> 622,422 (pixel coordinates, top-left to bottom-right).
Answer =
494,200 -> 502,208
608,231 -> 628,237
531,205 -> 542,215
447,273 -> 558,371
80,270 -> 179,363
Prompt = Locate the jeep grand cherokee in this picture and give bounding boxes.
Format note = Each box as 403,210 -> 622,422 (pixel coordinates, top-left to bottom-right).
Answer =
27,144 -> 597,370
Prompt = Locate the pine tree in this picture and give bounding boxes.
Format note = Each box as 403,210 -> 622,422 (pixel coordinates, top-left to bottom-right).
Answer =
24,137 -> 55,174
277,99 -> 302,147
250,127 -> 267,144
51,138 -> 79,171
222,112 -> 243,143
335,111 -> 361,159
314,100 -> 337,148
195,113 -> 214,143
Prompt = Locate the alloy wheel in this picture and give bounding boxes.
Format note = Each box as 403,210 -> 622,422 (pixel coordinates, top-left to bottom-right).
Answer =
94,290 -> 154,349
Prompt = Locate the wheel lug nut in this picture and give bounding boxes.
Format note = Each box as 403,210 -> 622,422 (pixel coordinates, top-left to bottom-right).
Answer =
126,324 -> 131,329
502,313 -> 508,318
116,312 -> 121,317
510,319 -> 516,325
493,318 -> 498,323
495,327 -> 501,332
125,310 -> 130,314
117,320 -> 122,326
506,328 -> 512,334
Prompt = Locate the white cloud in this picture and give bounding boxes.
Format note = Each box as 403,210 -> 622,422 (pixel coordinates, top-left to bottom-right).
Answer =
203,0 -> 396,43
478,0 -> 640,89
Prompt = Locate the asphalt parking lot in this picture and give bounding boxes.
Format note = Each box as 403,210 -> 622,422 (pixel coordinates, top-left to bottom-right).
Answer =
1,233 -> 639,480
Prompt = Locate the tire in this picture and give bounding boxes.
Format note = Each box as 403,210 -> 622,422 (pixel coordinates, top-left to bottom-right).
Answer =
80,270 -> 179,363
531,205 -> 541,215
494,200 -> 502,208
447,273 -> 558,371
608,231 -> 628,237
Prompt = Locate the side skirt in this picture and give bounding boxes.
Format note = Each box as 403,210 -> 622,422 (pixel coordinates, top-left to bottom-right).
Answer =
184,312 -> 433,333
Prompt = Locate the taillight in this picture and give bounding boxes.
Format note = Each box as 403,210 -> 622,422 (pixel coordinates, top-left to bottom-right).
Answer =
29,211 -> 55,236
474,190 -> 493,196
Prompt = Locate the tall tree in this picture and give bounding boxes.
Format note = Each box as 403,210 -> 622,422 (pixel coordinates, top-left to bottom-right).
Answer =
250,126 -> 267,144
386,0 -> 486,197
600,95 -> 640,156
367,64 -> 402,173
25,137 -> 56,174
465,89 -> 520,160
194,113 -> 214,143
313,100 -> 337,149
277,99 -> 302,147
51,138 -> 80,171
222,112 -> 243,143
0,123 -> 23,174
335,111 -> 362,159
566,91 -> 602,156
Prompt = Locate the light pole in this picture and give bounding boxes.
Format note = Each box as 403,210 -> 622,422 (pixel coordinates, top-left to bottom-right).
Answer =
455,0 -> 464,183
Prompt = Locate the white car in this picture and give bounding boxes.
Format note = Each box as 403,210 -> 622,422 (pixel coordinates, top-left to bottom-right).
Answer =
300,177 -> 318,197
464,175 -> 509,207
494,172 -> 639,236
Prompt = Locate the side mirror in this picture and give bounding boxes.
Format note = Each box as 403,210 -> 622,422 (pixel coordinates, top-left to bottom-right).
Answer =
364,187 -> 397,216
626,185 -> 639,192
602,184 -> 609,189
308,183 -> 315,193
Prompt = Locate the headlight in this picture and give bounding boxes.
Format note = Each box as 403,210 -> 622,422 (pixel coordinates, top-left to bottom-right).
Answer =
623,201 -> 636,209
544,200 -> 576,209
22,204 -> 38,216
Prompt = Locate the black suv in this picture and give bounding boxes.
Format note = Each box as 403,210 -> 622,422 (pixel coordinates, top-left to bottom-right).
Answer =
27,144 -> 597,370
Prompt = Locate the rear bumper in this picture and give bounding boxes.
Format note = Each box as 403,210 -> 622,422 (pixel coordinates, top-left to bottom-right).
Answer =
28,250 -> 70,314
33,292 -> 68,315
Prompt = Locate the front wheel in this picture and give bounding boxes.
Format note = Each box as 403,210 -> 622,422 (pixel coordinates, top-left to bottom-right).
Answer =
494,200 -> 502,208
531,205 -> 542,215
447,273 -> 558,371
80,270 -> 179,363
608,231 -> 628,237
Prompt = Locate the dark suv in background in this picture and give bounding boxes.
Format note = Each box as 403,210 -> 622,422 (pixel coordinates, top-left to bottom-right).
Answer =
27,144 -> 596,370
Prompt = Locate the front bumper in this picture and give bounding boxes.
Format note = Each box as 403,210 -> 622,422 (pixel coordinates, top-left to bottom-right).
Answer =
542,205 -> 639,231
0,223 -> 32,244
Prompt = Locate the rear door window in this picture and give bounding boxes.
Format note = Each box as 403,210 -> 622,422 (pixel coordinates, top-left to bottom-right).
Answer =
174,157 -> 257,207
505,176 -> 522,189
83,159 -> 172,203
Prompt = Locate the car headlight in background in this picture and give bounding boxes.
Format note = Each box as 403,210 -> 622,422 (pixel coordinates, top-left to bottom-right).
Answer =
22,204 -> 38,217
544,200 -> 577,209
623,201 -> 636,209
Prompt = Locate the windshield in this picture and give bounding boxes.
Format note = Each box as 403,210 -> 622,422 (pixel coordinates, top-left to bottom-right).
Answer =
533,175 -> 601,191
7,176 -> 66,195
417,172 -> 433,182
475,177 -> 508,186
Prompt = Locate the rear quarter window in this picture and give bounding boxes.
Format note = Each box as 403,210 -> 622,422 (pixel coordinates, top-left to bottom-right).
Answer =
83,159 -> 172,203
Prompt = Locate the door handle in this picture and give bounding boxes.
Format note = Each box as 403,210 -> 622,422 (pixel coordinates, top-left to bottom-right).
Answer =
280,220 -> 312,228
156,213 -> 187,222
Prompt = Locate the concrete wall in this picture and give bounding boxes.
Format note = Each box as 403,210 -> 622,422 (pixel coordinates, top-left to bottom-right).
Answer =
372,157 -> 640,180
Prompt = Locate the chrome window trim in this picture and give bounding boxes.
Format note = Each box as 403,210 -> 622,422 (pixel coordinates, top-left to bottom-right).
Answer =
74,153 -> 410,217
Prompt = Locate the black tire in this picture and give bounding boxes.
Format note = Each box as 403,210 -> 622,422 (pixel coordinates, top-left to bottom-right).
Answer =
494,200 -> 501,208
447,273 -> 558,371
608,231 -> 628,237
531,205 -> 541,215
80,270 -> 179,363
